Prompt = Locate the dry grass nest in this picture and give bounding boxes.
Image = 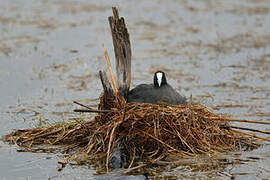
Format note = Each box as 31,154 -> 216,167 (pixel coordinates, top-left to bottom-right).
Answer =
4,95 -> 260,169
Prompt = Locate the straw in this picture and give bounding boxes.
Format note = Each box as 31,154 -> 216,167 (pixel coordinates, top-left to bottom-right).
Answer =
102,44 -> 118,93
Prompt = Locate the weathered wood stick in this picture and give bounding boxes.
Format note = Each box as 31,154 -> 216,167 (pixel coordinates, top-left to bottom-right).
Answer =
98,70 -> 114,109
109,7 -> 131,98
99,70 -> 113,96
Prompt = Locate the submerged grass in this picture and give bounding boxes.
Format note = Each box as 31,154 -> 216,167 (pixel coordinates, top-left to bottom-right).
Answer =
3,94 -> 262,171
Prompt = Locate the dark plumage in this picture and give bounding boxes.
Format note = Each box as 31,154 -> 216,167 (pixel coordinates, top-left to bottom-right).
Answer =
127,71 -> 187,105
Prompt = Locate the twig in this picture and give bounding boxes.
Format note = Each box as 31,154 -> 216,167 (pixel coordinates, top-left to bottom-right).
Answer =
123,163 -> 147,174
22,128 -> 62,143
139,130 -> 181,153
102,44 -> 118,93
106,121 -> 121,172
231,129 -> 270,142
206,116 -> 270,125
73,101 -> 93,110
128,146 -> 136,169
222,125 -> 270,135
106,106 -> 126,172
74,109 -> 111,113
73,101 -> 111,113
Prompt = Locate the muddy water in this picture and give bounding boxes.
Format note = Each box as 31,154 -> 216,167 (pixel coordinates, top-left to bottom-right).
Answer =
1,0 -> 270,179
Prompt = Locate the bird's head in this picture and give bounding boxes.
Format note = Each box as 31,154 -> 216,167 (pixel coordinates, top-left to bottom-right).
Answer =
154,71 -> 167,88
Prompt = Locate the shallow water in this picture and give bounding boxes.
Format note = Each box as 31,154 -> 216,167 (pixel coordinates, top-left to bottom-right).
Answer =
0,0 -> 270,179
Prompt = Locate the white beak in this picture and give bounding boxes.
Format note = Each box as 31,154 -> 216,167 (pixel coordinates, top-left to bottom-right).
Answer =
156,72 -> 163,87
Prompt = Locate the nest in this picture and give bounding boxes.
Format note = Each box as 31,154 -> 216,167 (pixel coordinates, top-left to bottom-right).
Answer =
4,94 -> 261,170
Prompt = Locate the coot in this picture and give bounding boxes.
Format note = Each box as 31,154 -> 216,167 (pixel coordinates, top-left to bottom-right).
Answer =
127,71 -> 187,105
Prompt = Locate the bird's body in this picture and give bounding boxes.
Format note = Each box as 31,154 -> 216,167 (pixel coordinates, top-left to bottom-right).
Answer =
127,71 -> 187,105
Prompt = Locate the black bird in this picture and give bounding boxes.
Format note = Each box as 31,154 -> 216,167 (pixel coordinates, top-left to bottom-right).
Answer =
127,71 -> 187,105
